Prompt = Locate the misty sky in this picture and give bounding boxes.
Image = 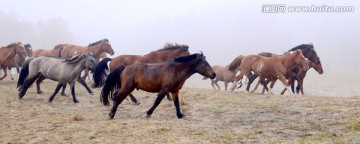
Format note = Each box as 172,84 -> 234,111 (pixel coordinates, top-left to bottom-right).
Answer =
1,0 -> 359,72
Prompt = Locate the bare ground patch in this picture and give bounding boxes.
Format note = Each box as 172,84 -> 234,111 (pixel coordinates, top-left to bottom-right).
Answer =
0,78 -> 359,143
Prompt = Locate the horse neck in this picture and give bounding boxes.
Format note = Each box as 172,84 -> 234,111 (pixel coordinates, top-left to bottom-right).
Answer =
2,47 -> 16,63
276,54 -> 298,68
87,44 -> 103,58
68,58 -> 87,73
173,61 -> 198,80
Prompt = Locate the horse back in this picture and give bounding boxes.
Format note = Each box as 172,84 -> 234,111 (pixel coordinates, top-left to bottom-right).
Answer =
109,55 -> 141,71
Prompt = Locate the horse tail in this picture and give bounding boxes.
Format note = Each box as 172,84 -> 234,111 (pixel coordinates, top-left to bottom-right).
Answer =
100,65 -> 125,106
17,57 -> 34,88
228,55 -> 244,72
93,58 -> 112,88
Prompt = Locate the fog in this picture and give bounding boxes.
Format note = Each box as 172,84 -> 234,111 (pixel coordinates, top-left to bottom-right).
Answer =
1,0 -> 359,72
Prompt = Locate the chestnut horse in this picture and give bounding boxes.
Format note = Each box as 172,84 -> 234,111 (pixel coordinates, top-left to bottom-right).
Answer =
229,50 -> 309,94
0,42 -> 28,80
246,44 -> 323,94
100,53 -> 216,119
4,43 -> 32,80
32,44 -> 66,57
202,65 -> 236,90
93,43 -> 190,104
35,39 -> 113,96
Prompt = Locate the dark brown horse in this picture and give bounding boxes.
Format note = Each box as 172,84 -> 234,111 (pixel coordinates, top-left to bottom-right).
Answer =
99,53 -> 216,119
93,43 -> 190,104
0,42 -> 28,80
229,50 -> 309,94
246,44 -> 323,94
3,43 -> 32,80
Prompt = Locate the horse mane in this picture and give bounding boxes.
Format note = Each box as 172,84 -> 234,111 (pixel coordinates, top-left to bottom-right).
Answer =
155,43 -> 189,52
174,54 -> 198,62
287,43 -> 314,52
5,42 -> 21,48
88,39 -> 109,46
24,43 -> 32,51
65,54 -> 82,63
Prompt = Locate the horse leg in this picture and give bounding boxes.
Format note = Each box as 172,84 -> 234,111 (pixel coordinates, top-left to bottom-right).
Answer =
171,91 -> 184,118
231,72 -> 244,91
146,91 -> 167,118
76,76 -> 94,95
251,79 -> 261,93
109,89 -> 133,119
278,75 -> 293,95
246,75 -> 258,91
224,81 -> 228,91
48,82 -> 65,103
166,93 -> 172,101
128,93 -> 140,105
214,80 -> 220,90
295,79 -> 301,94
81,69 -> 89,82
210,79 -> 216,90
260,78 -> 269,93
69,82 -> 79,103
299,79 -> 305,95
60,84 -> 67,96
267,79 -> 276,95
0,68 -> 7,80
36,76 -> 46,94
8,67 -> 14,80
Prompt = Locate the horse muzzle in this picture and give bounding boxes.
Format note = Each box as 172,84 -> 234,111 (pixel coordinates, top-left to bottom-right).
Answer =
209,73 -> 216,79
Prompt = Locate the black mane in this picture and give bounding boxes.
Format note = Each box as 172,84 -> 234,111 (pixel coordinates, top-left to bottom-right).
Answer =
155,43 -> 189,52
287,43 -> 314,52
174,54 -> 197,62
88,39 -> 109,46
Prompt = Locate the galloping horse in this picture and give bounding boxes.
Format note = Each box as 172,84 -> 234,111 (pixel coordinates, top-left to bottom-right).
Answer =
100,53 -> 216,119
17,53 -> 97,103
93,43 -> 190,104
0,42 -> 28,80
35,39 -> 114,96
4,43 -> 32,80
245,44 -> 323,94
229,50 -> 309,94
202,65 -> 236,91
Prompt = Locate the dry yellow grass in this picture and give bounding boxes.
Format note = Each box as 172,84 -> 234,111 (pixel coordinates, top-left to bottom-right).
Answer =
0,78 -> 359,143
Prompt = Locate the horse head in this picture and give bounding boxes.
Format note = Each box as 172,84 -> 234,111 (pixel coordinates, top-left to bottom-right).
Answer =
100,39 -> 115,56
192,53 -> 216,79
84,52 -> 98,71
10,42 -> 28,58
24,43 -> 32,56
290,49 -> 309,71
310,61 -> 324,74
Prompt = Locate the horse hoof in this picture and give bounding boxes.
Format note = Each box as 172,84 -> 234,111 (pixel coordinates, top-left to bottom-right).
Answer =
177,113 -> 185,119
18,93 -> 25,98
89,92 -> 94,96
109,113 -> 115,119
146,114 -> 151,119
61,93 -> 67,96
73,100 -> 79,103
134,102 -> 141,105
48,100 -> 53,103
37,91 -> 43,94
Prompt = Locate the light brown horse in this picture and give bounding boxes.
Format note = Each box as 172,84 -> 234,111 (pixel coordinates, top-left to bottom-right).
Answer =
0,42 -> 28,80
99,53 -> 216,119
229,50 -> 309,94
202,65 -> 236,90
246,44 -> 324,94
32,44 -> 65,57
93,43 -> 190,104
4,43 -> 32,80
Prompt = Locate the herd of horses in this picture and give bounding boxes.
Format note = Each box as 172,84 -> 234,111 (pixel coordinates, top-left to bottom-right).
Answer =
0,40 -> 323,119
